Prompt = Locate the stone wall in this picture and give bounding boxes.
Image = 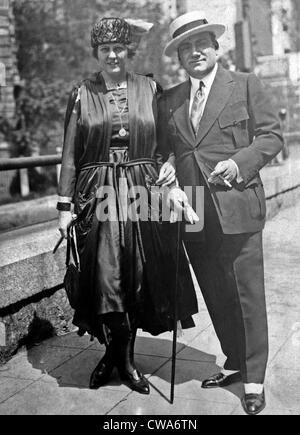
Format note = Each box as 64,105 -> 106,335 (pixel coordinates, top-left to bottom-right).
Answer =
0,221 -> 74,364
0,288 -> 74,365
0,195 -> 57,231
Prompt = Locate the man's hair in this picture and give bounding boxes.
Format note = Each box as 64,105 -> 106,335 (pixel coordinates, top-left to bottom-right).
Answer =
211,33 -> 220,50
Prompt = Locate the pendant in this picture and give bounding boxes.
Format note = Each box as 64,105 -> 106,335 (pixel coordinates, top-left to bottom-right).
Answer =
119,128 -> 127,137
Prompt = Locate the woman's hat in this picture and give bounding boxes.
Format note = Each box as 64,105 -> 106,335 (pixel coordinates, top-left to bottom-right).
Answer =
164,11 -> 226,57
91,18 -> 132,48
125,18 -> 153,55
91,17 -> 153,58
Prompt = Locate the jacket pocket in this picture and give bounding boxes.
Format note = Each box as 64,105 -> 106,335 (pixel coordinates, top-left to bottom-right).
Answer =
219,102 -> 250,147
219,102 -> 249,128
245,184 -> 266,219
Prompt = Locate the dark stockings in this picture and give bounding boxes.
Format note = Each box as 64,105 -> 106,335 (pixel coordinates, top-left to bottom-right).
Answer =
90,313 -> 149,393
104,313 -> 135,373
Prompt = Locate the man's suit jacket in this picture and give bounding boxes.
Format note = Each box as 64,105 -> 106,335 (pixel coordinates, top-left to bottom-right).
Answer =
158,65 -> 283,235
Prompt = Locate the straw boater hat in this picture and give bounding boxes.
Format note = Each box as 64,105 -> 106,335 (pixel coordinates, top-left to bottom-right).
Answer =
164,11 -> 226,57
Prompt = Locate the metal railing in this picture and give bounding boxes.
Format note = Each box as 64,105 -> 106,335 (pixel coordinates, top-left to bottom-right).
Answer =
0,155 -> 62,171
0,155 -> 62,199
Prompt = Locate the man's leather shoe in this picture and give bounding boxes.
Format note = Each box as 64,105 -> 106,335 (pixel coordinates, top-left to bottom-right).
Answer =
119,369 -> 150,395
202,372 -> 241,389
89,359 -> 114,389
241,390 -> 266,415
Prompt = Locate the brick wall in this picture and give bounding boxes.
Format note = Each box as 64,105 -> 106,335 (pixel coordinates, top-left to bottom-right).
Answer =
0,0 -> 18,120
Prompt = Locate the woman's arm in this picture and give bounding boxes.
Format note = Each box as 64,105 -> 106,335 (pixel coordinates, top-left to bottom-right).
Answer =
150,81 -> 176,186
155,90 -> 176,186
57,86 -> 81,203
57,85 -> 82,237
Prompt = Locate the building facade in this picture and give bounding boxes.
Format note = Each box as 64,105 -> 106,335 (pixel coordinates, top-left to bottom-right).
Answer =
180,0 -> 296,59
182,0 -> 238,55
272,0 -> 293,56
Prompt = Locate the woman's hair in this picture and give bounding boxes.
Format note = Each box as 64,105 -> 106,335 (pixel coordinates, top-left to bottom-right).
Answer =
92,45 -> 135,60
92,46 -> 99,60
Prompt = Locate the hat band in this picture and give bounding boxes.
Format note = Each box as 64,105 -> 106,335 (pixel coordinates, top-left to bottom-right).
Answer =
173,19 -> 209,39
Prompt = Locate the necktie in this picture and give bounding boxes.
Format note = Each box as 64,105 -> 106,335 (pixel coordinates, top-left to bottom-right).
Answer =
190,81 -> 205,135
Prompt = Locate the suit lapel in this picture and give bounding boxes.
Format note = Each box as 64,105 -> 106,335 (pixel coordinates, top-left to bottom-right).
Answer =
171,81 -> 195,148
195,66 -> 235,146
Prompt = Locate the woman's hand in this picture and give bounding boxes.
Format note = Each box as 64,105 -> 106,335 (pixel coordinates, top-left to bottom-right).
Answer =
58,211 -> 73,239
156,162 -> 176,187
167,187 -> 199,224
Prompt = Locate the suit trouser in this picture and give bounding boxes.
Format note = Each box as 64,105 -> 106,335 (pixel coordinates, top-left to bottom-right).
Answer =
184,186 -> 269,384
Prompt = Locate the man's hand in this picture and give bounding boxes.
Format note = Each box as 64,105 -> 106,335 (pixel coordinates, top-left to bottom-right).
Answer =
167,187 -> 199,224
208,160 -> 238,186
156,162 -> 176,187
58,211 -> 73,239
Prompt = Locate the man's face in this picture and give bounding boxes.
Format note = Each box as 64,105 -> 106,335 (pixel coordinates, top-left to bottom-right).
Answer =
178,32 -> 218,79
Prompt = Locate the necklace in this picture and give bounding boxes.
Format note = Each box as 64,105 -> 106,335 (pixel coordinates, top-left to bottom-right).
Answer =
105,80 -> 127,90
110,90 -> 128,138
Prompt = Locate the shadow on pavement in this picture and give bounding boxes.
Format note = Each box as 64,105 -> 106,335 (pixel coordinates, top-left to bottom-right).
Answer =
25,334 -> 244,402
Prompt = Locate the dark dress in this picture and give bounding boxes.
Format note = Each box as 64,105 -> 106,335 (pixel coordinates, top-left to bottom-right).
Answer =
58,71 -> 198,344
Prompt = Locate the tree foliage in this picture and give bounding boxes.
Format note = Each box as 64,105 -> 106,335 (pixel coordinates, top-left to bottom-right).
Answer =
7,0 -> 178,159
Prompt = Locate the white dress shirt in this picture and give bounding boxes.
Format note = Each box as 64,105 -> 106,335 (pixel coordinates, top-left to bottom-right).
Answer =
189,62 -> 218,116
188,63 -> 242,183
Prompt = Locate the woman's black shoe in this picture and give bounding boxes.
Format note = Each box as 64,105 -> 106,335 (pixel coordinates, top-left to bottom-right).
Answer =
119,369 -> 150,395
89,358 -> 114,389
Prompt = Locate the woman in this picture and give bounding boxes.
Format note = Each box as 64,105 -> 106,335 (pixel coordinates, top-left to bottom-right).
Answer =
57,17 -> 198,395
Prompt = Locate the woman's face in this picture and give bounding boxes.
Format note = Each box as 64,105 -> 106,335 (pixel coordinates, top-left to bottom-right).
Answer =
97,43 -> 128,80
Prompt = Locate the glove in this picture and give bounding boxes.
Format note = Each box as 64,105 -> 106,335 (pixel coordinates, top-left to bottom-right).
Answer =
167,187 -> 199,224
156,162 -> 176,187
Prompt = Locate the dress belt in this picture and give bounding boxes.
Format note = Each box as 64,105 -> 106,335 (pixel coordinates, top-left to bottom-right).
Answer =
79,158 -> 157,263
79,158 -> 156,172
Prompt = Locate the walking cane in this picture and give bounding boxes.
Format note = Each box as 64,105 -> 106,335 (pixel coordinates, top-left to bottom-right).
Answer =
170,218 -> 181,404
169,199 -> 199,404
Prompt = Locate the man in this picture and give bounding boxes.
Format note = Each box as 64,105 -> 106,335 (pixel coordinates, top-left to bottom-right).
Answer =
158,11 -> 283,415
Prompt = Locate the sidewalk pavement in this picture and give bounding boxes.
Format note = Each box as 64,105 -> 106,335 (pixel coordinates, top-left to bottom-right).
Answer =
0,202 -> 300,415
